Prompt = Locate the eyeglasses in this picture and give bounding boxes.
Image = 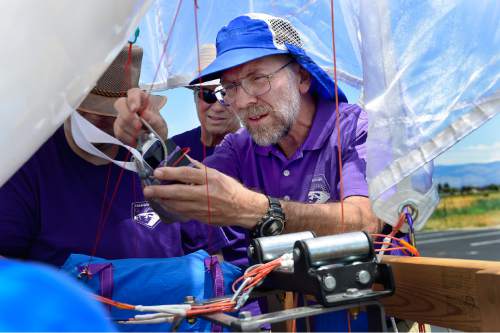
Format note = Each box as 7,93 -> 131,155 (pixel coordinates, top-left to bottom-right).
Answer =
196,88 -> 218,104
214,60 -> 294,106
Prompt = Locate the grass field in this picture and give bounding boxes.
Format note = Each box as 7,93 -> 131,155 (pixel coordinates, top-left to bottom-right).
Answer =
424,190 -> 500,230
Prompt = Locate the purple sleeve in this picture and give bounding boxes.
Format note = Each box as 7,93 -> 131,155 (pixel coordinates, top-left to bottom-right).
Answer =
339,104 -> 369,199
0,167 -> 38,259
180,221 -> 229,255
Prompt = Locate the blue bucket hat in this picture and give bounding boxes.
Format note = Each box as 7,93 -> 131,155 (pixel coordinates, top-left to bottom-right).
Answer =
189,13 -> 347,103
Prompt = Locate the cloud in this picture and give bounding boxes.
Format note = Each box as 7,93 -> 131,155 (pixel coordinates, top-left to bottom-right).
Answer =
435,141 -> 500,165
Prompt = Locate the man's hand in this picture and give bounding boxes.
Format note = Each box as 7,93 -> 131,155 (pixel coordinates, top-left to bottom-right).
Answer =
113,88 -> 168,146
143,159 -> 268,228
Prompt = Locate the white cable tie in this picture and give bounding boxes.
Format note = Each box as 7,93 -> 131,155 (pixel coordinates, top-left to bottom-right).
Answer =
135,304 -> 191,315
118,316 -> 174,324
390,316 -> 399,333
234,292 -> 250,311
280,259 -> 294,269
376,236 -> 392,262
134,313 -> 174,321
231,277 -> 252,302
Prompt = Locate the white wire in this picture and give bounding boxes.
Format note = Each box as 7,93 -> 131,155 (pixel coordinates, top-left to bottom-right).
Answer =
376,236 -> 392,262
390,317 -> 399,333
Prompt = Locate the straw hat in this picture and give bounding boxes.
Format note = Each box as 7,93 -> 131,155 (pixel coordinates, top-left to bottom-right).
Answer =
78,45 -> 166,116
184,44 -> 220,89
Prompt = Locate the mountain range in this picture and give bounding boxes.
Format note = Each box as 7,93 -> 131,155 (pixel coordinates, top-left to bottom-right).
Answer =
433,161 -> 500,188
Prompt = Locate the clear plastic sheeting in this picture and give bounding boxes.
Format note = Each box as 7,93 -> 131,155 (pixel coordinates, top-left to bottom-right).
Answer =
0,0 -> 152,186
138,0 -> 499,230
344,1 -> 500,230
137,0 -> 361,90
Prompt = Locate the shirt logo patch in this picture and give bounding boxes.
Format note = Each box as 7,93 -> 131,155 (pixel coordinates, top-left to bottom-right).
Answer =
132,201 -> 161,229
308,175 -> 331,204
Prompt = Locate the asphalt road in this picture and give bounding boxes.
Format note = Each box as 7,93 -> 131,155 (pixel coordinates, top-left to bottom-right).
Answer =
415,227 -> 500,261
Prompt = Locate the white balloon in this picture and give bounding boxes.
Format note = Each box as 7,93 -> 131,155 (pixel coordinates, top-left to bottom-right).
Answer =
0,0 -> 152,186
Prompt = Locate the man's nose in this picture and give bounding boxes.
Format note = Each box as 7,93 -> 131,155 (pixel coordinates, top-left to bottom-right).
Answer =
234,86 -> 258,110
210,100 -> 227,113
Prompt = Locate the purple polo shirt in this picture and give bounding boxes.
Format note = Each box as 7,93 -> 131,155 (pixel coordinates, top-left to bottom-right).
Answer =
205,98 -> 369,266
0,126 -> 227,267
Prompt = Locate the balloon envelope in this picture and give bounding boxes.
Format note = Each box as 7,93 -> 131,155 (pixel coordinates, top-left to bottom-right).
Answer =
0,0 -> 152,186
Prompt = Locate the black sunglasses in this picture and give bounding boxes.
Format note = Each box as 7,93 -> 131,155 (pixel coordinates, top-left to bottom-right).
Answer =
196,88 -> 218,104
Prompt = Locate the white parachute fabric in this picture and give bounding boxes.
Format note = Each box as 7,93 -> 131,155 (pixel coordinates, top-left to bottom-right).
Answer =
137,0 -> 499,230
0,0 -> 152,186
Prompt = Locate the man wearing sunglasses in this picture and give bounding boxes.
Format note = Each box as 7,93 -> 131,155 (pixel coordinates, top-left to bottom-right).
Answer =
169,44 -> 240,253
114,13 -> 379,270
171,44 -> 240,164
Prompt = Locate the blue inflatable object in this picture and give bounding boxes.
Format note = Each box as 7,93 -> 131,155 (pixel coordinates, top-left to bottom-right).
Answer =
0,259 -> 114,332
62,250 -> 242,332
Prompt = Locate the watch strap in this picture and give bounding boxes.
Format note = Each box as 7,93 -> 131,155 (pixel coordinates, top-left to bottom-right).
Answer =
251,196 -> 286,238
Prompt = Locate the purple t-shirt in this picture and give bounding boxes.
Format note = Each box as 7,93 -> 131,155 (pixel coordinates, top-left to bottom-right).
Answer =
0,127 -> 227,266
205,99 -> 369,266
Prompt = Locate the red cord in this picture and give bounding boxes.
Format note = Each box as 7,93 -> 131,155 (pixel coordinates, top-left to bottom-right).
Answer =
171,147 -> 191,167
193,0 -> 213,228
329,0 -> 346,231
147,0 -> 184,96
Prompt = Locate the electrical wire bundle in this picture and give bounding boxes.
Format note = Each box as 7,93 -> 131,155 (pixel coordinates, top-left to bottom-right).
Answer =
371,210 -> 427,333
93,253 -> 292,325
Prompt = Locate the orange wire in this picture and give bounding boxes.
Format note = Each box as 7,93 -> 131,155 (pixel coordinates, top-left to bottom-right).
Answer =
389,212 -> 406,237
94,294 -> 135,310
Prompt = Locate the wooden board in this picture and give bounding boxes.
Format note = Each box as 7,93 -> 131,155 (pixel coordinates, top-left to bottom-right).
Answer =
380,256 -> 500,331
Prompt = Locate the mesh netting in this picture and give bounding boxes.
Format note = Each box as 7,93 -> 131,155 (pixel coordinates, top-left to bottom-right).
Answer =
92,46 -> 143,97
268,17 -> 303,48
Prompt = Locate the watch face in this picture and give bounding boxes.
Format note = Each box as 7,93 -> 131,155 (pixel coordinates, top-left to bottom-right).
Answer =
262,218 -> 284,236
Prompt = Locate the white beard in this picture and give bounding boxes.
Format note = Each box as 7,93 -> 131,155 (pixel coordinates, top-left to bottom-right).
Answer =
239,76 -> 301,146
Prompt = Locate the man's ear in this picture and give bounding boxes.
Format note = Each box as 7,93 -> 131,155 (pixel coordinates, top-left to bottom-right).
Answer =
297,66 -> 312,94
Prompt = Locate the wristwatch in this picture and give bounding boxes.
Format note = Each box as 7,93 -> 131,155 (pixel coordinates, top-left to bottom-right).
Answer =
251,196 -> 286,238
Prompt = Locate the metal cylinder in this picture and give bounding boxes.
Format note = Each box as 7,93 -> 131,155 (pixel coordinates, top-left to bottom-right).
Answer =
249,231 -> 315,263
300,231 -> 372,267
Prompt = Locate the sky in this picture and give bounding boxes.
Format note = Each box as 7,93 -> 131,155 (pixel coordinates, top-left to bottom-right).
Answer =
434,113 -> 500,166
159,86 -> 500,167
139,1 -> 498,169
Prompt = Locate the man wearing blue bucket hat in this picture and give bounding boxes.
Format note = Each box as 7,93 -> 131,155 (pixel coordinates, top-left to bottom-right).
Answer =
114,13 -> 379,266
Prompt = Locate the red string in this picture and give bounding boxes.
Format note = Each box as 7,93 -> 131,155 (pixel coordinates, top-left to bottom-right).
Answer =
89,163 -> 114,261
147,0 -> 184,96
329,0 -> 346,231
125,42 -> 141,256
125,42 -> 133,89
98,152 -> 132,234
88,0 -> 186,269
88,0 -> 184,261
193,0 -> 213,229
171,147 -> 191,167
88,42 -> 135,264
